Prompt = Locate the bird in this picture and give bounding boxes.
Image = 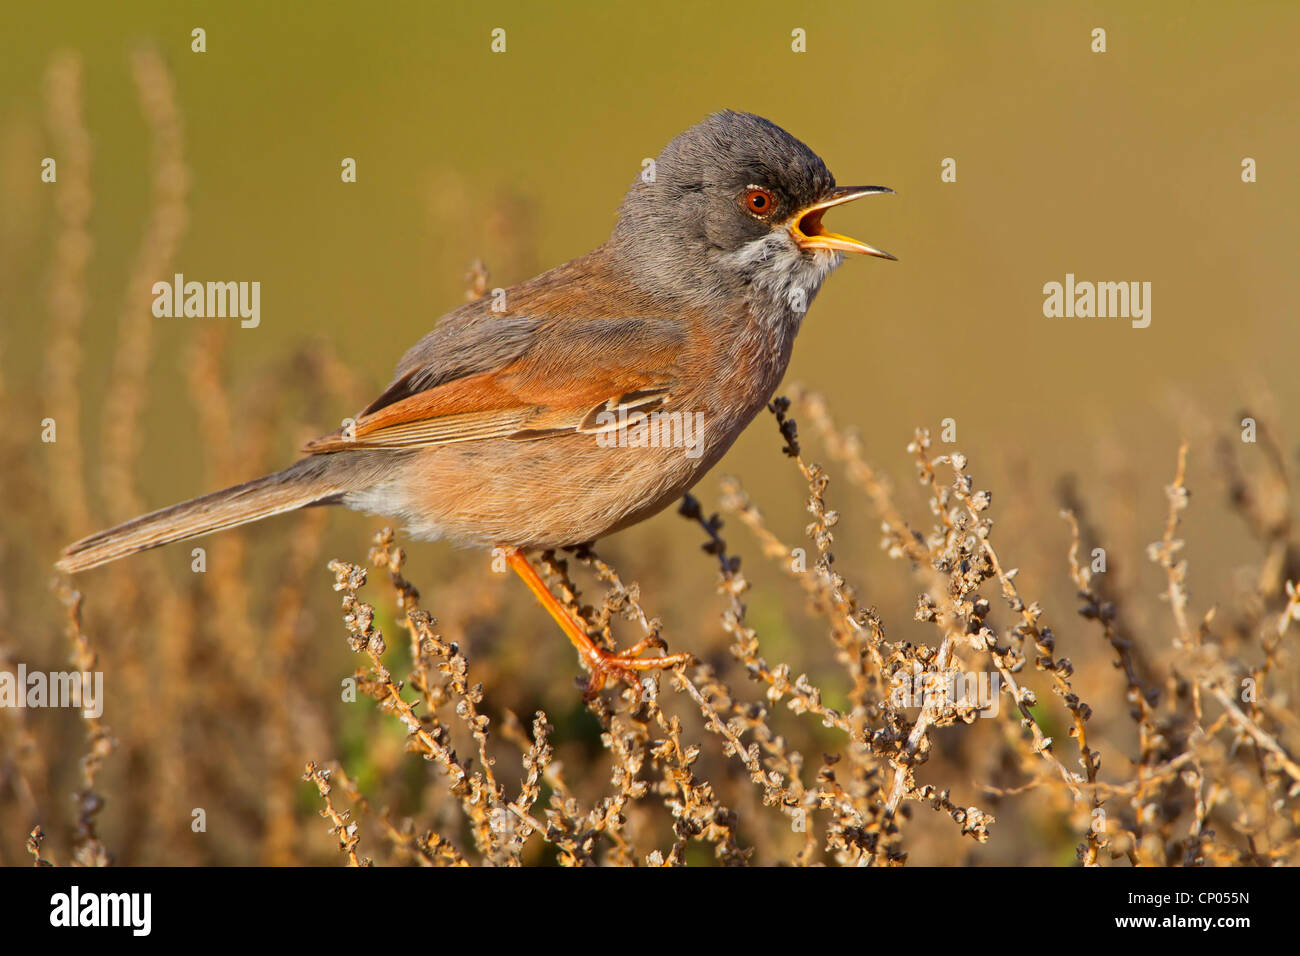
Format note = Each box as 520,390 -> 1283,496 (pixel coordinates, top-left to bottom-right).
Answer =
57,110 -> 894,694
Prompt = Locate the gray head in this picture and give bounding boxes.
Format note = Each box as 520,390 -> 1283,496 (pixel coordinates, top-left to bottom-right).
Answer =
610,111 -> 893,314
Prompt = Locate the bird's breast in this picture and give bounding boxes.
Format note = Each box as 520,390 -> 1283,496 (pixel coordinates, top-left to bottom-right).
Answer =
668,308 -> 797,454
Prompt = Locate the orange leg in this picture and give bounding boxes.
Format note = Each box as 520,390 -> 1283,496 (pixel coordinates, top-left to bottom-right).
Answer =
504,547 -> 692,695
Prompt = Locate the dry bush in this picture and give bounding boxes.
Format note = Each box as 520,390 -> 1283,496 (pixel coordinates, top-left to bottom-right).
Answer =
3,51 -> 1299,868
12,389 -> 1300,867
259,397 -> 1298,867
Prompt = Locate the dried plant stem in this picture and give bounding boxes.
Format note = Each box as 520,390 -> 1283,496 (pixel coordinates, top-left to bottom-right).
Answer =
42,52 -> 93,539
99,45 -> 189,524
303,762 -> 368,866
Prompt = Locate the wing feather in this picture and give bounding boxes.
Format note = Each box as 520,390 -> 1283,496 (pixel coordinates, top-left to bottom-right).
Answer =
302,317 -> 685,454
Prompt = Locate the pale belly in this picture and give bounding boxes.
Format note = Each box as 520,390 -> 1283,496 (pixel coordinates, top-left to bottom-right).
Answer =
343,400 -> 755,550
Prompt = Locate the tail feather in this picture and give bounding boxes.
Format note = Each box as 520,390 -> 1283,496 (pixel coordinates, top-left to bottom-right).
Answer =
57,457 -> 345,574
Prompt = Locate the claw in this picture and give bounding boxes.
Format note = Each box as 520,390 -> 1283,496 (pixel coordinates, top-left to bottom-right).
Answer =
579,643 -> 694,698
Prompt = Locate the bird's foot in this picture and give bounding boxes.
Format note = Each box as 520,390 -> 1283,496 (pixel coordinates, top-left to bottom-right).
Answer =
579,635 -> 693,698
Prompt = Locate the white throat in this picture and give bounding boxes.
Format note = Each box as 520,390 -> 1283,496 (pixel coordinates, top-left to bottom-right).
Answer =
720,229 -> 844,332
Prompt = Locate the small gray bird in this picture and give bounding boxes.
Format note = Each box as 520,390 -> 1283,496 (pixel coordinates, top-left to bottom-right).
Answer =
59,110 -> 894,692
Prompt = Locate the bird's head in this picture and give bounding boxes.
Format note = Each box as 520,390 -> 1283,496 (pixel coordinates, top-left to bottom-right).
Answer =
611,110 -> 894,315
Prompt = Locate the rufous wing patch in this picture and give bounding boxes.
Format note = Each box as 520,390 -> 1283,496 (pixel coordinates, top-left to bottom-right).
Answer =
303,365 -> 673,454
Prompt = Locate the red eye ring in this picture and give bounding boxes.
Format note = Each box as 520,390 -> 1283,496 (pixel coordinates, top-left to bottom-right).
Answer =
741,186 -> 776,218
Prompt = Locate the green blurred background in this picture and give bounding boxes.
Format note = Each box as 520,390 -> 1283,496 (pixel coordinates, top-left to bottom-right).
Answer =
4,0 -> 1298,645
4,1 -> 1297,527
0,0 -> 1295,607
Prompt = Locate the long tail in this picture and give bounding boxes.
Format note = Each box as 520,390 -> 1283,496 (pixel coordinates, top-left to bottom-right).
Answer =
57,457 -> 348,574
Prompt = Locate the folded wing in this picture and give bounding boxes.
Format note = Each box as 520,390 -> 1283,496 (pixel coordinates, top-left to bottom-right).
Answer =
303,316 -> 685,454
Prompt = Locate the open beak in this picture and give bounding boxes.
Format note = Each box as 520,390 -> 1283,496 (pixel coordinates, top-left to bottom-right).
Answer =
790,185 -> 896,260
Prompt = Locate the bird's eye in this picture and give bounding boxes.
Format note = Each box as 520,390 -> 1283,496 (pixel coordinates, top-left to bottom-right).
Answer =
741,187 -> 776,218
